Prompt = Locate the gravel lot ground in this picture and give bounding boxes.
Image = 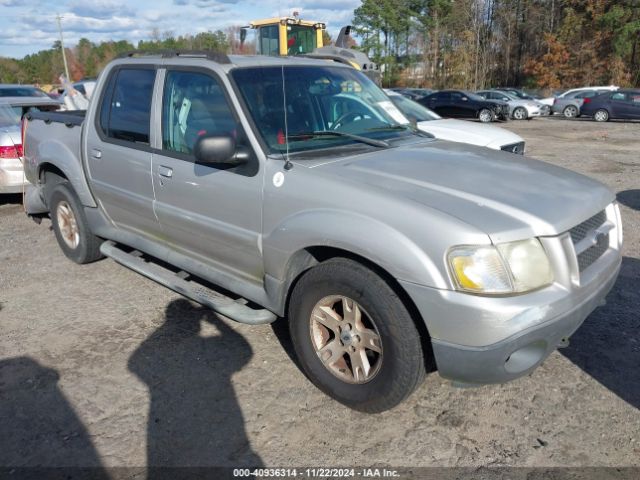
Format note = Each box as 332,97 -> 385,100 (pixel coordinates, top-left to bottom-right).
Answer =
0,117 -> 638,472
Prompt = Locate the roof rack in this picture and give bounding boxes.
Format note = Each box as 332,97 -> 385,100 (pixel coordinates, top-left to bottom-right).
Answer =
116,50 -> 231,64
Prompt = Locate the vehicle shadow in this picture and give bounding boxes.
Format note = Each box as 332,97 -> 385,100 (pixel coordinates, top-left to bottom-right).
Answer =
128,298 -> 263,472
0,193 -> 22,206
617,189 -> 640,211
0,356 -> 109,478
560,256 -> 640,410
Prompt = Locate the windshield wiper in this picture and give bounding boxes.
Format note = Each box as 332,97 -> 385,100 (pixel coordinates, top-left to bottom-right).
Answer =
288,130 -> 389,148
368,124 -> 432,137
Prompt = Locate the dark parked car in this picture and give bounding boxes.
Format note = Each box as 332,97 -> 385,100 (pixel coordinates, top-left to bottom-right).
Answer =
580,89 -> 640,122
0,84 -> 50,98
388,88 -> 433,101
419,90 -> 509,122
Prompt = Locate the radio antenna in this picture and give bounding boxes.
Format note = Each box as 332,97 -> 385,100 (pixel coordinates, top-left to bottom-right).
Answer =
281,65 -> 293,170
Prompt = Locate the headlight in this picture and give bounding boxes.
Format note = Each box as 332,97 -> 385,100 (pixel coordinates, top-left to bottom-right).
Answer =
448,239 -> 553,295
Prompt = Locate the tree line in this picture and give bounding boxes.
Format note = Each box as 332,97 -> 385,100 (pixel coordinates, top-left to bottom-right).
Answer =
353,0 -> 640,90
1,1 -> 639,93
0,30 -> 232,86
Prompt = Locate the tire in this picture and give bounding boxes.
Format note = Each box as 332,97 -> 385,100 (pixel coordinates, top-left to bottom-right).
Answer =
512,107 -> 527,120
594,109 -> 609,122
288,258 -> 426,413
478,108 -> 494,123
563,105 -> 578,118
49,182 -> 103,264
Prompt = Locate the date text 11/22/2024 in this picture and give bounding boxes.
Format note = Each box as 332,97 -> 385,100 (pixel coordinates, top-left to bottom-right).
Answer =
233,468 -> 400,478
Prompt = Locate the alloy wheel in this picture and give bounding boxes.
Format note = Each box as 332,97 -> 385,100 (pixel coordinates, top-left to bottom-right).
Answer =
56,201 -> 80,249
309,295 -> 383,384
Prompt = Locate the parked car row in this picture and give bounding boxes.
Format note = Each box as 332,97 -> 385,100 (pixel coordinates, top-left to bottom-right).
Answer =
393,84 -> 640,122
391,87 -> 550,122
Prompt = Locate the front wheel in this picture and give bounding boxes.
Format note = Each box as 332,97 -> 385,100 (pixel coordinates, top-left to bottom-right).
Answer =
512,107 -> 528,120
288,258 -> 426,413
594,109 -> 609,122
49,182 -> 103,264
478,108 -> 494,123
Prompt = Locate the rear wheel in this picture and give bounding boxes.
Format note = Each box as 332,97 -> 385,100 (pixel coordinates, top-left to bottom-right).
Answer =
512,107 -> 527,120
594,109 -> 609,122
288,258 -> 426,413
49,182 -> 103,264
478,108 -> 494,123
563,105 -> 578,118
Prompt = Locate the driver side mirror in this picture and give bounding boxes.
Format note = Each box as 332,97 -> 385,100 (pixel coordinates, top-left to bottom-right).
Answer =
194,135 -> 249,166
461,97 -> 468,101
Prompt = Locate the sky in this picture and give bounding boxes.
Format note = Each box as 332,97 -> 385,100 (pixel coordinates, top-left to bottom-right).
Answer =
0,0 -> 361,59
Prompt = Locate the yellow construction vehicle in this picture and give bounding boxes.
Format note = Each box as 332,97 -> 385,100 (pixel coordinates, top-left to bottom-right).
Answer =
241,15 -> 381,85
242,13 -> 326,56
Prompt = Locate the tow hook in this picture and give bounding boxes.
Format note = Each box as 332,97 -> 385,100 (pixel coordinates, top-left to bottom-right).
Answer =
557,337 -> 570,349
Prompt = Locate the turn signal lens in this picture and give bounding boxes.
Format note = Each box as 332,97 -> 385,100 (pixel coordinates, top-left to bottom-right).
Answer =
448,246 -> 512,294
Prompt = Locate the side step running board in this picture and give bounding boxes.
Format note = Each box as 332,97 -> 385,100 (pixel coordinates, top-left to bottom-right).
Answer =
100,241 -> 277,325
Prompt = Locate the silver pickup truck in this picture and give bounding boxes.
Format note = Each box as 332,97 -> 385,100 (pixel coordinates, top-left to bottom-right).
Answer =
23,52 -> 622,413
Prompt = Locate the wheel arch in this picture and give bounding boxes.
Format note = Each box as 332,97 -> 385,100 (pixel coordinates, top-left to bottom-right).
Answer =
282,245 -> 436,370
34,141 -> 97,208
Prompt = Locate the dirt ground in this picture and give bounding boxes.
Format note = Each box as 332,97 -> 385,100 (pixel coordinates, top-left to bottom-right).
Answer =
0,117 -> 639,471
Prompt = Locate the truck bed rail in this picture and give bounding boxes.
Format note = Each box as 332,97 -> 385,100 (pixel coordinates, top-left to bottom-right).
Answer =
26,110 -> 86,127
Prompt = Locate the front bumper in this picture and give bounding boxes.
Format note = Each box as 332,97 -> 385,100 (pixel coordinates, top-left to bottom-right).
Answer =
0,158 -> 29,193
428,260 -> 619,384
525,106 -> 543,117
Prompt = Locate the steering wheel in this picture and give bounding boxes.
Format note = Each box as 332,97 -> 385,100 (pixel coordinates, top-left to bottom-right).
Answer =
331,111 -> 364,130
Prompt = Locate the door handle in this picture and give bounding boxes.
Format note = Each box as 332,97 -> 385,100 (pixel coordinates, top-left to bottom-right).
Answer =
158,166 -> 173,178
90,148 -> 102,159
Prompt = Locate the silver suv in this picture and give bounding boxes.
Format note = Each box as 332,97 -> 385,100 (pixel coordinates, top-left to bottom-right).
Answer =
23,53 -> 622,412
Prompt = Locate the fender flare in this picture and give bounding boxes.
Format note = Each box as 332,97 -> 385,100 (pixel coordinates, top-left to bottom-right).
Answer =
35,140 -> 97,207
263,209 -> 448,291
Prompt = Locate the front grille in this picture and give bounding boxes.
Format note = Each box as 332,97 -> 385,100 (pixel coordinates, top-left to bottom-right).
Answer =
569,210 -> 608,272
577,234 -> 609,271
569,211 -> 606,244
501,141 -> 525,155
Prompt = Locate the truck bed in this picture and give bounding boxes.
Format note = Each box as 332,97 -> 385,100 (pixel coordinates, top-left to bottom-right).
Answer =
23,110 -> 86,190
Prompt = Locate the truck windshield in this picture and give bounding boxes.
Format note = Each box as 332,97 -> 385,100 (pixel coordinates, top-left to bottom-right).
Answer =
232,65 -> 413,154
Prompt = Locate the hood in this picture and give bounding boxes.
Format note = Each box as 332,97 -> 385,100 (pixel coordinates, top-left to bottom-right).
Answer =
315,140 -> 614,243
417,119 -> 522,149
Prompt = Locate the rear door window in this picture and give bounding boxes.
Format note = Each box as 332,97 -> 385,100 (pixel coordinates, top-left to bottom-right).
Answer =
98,68 -> 156,144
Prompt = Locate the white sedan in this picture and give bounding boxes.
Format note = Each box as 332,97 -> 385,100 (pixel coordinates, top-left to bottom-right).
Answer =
385,90 -> 526,154
539,85 -> 618,107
